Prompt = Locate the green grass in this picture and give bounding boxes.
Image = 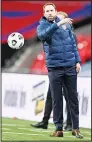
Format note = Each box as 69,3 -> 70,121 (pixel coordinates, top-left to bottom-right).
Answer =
2,117 -> 91,141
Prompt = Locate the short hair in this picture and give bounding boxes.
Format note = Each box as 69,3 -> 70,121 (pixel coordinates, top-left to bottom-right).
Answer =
43,3 -> 56,12
57,11 -> 68,18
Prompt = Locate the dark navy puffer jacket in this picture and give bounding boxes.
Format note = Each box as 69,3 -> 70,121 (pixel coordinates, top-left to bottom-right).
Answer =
37,16 -> 81,67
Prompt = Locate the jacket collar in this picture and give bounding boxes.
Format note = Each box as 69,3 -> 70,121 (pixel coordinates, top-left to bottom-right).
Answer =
55,16 -> 60,23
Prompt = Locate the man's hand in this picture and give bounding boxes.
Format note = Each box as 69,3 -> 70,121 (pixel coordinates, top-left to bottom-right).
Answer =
57,18 -> 73,26
76,62 -> 81,73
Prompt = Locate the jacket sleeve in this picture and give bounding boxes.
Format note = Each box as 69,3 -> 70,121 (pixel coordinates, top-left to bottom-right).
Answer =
69,27 -> 81,63
37,21 -> 59,41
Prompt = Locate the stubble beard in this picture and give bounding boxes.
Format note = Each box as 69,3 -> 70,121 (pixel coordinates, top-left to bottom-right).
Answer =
48,16 -> 56,22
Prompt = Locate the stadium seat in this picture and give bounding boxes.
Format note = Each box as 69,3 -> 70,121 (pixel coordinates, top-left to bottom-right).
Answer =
30,51 -> 48,74
76,34 -> 91,63
85,35 -> 91,60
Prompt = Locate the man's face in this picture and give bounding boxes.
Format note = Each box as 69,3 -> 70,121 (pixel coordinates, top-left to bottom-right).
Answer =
44,5 -> 57,21
57,14 -> 65,20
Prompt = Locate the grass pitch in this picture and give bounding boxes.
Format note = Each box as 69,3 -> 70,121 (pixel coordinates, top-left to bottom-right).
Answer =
2,117 -> 91,141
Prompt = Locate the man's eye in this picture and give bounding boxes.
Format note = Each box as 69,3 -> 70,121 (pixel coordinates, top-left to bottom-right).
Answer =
46,10 -> 49,12
51,10 -> 53,12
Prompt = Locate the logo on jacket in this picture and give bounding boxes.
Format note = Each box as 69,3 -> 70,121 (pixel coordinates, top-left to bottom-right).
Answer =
62,25 -> 66,30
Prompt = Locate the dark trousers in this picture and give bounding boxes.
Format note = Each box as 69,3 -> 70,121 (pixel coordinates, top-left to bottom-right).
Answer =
48,66 -> 79,131
43,84 -> 72,126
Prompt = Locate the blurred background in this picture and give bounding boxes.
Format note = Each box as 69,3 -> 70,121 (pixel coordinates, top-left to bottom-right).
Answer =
1,1 -> 91,140
2,1 -> 91,76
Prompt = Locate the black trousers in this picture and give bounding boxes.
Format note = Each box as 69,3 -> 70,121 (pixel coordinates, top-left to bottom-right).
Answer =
48,66 -> 79,130
42,83 -> 72,126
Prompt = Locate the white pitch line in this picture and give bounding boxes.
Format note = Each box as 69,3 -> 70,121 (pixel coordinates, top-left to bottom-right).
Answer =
68,135 -> 91,140
18,128 -> 29,130
2,124 -> 91,136
82,132 -> 91,135
18,128 -> 52,132
18,128 -> 91,135
63,131 -> 91,135
2,128 -> 11,130
2,131 -> 91,140
2,132 -> 44,136
2,124 -> 25,127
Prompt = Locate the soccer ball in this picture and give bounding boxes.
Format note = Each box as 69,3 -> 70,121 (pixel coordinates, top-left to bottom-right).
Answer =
7,32 -> 24,49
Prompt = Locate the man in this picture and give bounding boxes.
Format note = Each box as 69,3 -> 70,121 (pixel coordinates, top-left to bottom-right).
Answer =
36,3 -> 83,138
31,84 -> 72,130
57,11 -> 68,19
31,11 -> 72,131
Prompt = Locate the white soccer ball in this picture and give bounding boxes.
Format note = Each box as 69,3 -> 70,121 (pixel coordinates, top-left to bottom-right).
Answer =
7,32 -> 24,49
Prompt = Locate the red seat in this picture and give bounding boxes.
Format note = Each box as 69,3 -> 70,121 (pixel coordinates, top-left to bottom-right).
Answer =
85,35 -> 91,60
76,34 -> 91,63
30,51 -> 48,74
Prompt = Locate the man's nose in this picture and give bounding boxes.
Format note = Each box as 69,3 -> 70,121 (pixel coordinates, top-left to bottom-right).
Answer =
49,13 -> 52,16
